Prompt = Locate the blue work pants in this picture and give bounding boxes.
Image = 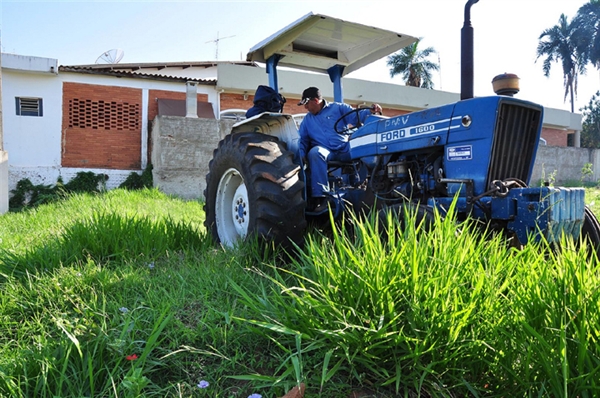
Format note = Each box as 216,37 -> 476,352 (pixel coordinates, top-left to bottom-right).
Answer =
307,146 -> 350,197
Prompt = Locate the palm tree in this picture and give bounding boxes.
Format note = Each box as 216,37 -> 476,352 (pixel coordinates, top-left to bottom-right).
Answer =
573,0 -> 600,68
387,38 -> 439,89
536,14 -> 585,113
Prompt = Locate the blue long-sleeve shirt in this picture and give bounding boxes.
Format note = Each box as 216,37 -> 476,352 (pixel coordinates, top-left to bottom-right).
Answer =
298,101 -> 371,159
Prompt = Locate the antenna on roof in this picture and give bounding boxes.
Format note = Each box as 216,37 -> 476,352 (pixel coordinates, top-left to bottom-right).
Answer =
205,32 -> 235,60
95,49 -> 125,64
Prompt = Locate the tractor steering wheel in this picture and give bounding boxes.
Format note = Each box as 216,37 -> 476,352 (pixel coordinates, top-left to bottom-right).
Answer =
334,108 -> 366,135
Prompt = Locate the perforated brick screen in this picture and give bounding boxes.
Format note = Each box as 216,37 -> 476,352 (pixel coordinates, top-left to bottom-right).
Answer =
62,82 -> 142,169
68,99 -> 140,130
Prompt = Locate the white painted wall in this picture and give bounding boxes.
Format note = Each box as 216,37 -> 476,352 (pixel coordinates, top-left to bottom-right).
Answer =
3,68 -> 63,191
2,61 -> 218,193
3,70 -> 62,167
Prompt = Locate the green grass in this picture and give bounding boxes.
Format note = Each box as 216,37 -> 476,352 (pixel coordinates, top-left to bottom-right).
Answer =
1,188 -> 599,397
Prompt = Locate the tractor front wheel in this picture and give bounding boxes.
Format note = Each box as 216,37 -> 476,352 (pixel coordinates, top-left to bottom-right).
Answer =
581,206 -> 600,255
204,132 -> 307,248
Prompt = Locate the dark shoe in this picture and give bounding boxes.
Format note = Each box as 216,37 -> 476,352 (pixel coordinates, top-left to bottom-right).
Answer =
312,198 -> 329,213
307,197 -> 328,214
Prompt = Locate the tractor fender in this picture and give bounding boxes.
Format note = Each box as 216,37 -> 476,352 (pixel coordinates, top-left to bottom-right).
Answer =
230,112 -> 301,157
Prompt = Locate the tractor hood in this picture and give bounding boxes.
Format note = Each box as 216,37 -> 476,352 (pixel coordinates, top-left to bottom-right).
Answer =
246,12 -> 417,76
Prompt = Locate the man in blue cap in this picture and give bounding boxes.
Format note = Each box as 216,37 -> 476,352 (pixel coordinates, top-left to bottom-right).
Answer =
297,87 -> 382,212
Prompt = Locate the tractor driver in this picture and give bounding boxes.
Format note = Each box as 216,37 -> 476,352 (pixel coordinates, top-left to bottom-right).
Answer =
297,86 -> 382,212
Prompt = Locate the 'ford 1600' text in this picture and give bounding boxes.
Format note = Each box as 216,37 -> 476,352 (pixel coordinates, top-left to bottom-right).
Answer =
380,129 -> 406,142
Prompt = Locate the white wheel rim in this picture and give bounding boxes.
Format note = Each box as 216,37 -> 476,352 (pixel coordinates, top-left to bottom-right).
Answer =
215,168 -> 249,246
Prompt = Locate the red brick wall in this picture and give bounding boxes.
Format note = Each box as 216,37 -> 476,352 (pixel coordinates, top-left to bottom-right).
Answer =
148,89 -> 209,121
378,108 -> 410,117
62,82 -> 142,169
541,127 -> 568,147
220,93 -> 254,112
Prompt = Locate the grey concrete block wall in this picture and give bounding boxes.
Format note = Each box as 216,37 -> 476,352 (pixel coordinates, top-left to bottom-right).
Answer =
532,145 -> 599,185
151,116 -> 235,200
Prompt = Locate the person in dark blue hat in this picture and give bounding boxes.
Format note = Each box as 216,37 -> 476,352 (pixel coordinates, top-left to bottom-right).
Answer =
297,87 -> 382,212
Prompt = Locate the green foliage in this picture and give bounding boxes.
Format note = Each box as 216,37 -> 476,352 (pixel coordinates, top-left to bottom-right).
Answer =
582,162 -> 595,186
119,164 -> 154,190
386,37 -> 439,89
8,178 -> 60,210
1,190 -> 600,396
538,164 -> 558,187
536,13 -> 583,112
0,212 -> 209,280
581,91 -> 600,148
0,190 -> 261,397
63,171 -> 108,193
572,0 -> 600,68
9,168 -> 152,211
232,209 -> 600,396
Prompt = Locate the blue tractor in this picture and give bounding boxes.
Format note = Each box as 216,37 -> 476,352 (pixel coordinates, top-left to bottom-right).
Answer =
204,3 -> 600,250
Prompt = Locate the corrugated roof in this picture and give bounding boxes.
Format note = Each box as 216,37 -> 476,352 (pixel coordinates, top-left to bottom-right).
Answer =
59,60 -> 258,84
61,60 -> 256,70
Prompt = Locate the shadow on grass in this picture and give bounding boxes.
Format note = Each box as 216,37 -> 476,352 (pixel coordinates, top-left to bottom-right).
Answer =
0,212 -> 212,281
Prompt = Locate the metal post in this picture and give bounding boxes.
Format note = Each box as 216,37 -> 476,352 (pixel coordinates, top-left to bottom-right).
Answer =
266,55 -> 282,92
327,65 -> 345,102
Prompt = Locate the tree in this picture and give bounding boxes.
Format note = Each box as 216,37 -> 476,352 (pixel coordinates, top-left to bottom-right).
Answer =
536,14 -> 585,113
573,0 -> 600,68
387,38 -> 439,89
581,91 -> 600,148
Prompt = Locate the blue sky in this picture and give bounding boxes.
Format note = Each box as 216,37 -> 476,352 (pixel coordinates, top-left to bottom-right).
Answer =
2,0 -> 597,112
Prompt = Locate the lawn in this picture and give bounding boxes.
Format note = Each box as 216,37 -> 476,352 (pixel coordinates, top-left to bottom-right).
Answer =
0,188 -> 599,397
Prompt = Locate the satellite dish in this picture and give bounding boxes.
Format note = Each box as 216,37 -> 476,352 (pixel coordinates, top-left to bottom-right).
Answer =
95,49 -> 125,64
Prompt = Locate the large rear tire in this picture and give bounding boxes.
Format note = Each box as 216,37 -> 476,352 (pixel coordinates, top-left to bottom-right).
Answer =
204,132 -> 307,248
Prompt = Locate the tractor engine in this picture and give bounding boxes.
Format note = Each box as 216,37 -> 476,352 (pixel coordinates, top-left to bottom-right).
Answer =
369,150 -> 445,202
351,96 -> 542,205
348,95 -> 587,244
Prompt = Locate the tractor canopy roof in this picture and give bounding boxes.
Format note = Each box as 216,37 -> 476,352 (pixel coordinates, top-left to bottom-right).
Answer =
246,12 -> 417,77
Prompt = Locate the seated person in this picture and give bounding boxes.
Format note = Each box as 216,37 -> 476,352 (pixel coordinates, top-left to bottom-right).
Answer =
297,86 -> 382,212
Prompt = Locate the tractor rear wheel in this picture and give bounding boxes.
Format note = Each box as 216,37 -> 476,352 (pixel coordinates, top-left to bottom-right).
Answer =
204,132 -> 307,248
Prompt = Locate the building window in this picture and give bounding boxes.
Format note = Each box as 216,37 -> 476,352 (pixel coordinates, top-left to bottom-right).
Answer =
16,97 -> 43,117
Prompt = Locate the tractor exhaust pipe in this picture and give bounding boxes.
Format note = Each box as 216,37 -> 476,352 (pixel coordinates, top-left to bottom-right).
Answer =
461,0 -> 479,100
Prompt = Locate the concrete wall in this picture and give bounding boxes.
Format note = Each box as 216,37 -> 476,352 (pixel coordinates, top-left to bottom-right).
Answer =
532,145 -> 600,185
151,116 -> 234,199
